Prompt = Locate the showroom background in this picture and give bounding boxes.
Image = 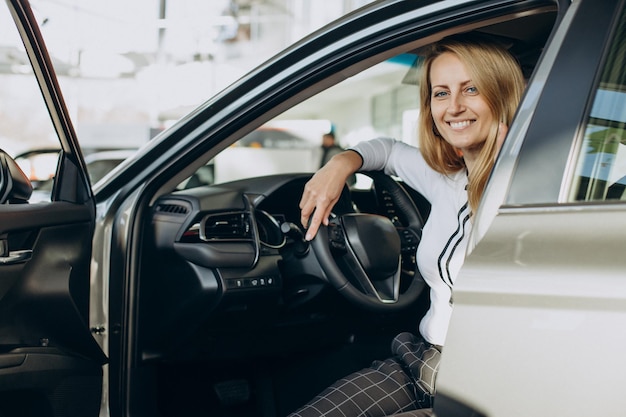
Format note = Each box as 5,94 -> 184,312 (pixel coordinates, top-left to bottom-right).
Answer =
1,0 -> 376,154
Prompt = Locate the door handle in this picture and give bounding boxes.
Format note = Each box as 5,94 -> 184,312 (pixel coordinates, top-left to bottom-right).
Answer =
0,250 -> 33,265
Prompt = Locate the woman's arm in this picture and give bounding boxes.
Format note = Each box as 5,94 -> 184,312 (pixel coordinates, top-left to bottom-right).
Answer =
299,149 -> 363,240
299,137 -> 411,240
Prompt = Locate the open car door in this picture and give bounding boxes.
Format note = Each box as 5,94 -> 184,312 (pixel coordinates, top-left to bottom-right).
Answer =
0,0 -> 106,416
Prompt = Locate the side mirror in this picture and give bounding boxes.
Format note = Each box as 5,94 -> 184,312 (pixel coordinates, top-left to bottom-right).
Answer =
0,150 -> 33,204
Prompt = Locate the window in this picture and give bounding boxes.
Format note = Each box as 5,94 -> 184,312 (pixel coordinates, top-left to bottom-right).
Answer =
571,9 -> 626,202
0,7 -> 60,202
207,53 -> 420,186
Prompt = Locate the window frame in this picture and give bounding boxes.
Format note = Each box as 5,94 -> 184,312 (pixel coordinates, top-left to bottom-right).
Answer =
502,0 -> 623,207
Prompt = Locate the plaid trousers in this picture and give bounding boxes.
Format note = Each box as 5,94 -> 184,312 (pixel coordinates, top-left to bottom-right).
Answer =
287,332 -> 441,417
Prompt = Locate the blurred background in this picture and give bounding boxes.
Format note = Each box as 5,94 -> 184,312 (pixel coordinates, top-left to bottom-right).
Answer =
2,0 -> 424,191
1,0 -> 376,155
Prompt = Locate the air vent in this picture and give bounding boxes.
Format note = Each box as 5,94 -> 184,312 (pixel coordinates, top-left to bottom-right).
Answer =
201,212 -> 252,240
156,203 -> 189,214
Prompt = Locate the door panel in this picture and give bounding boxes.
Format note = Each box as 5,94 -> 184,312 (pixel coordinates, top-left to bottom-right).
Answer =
0,0 -> 104,416
440,208 -> 626,417
0,348 -> 102,417
0,201 -> 106,417
0,209 -> 105,360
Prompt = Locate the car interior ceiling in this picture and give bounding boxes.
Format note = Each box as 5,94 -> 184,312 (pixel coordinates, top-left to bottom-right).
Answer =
130,10 -> 558,417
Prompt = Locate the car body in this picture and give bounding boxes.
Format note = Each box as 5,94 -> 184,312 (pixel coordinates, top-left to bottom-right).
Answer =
84,149 -> 139,184
12,148 -> 138,200
0,0 -> 625,417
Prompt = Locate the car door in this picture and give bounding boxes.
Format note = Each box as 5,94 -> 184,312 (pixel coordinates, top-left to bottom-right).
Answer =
436,0 -> 626,416
0,1 -> 105,416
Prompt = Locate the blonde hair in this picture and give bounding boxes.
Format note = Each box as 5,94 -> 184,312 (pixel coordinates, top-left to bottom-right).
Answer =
417,34 -> 525,212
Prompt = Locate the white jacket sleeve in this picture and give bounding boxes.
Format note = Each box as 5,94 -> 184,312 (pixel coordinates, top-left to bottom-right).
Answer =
351,138 -> 419,175
350,137 -> 397,172
350,137 -> 439,200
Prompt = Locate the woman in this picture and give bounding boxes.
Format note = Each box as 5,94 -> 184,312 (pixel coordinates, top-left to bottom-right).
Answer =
290,34 -> 526,417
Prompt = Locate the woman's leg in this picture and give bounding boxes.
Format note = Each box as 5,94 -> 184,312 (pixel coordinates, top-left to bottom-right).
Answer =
390,333 -> 441,409
287,333 -> 441,417
287,357 -> 419,417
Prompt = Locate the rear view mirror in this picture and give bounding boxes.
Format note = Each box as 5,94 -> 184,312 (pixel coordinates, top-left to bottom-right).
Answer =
0,150 -> 33,204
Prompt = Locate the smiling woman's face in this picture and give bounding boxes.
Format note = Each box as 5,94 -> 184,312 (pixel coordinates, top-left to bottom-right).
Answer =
429,51 -> 495,157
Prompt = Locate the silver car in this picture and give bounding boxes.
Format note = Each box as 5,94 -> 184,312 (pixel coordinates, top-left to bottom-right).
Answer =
0,0 -> 624,416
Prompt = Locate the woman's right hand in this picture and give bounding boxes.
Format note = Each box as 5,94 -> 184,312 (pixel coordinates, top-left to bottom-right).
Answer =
299,150 -> 362,241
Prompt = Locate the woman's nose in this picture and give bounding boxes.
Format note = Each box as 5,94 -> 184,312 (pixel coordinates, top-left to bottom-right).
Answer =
447,93 -> 465,114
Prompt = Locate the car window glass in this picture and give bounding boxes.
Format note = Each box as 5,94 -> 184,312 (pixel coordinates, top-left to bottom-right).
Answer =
570,9 -> 626,202
0,6 -> 61,202
206,53 -> 420,188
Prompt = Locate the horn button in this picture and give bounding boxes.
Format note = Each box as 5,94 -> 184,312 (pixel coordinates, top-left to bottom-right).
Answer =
341,214 -> 401,281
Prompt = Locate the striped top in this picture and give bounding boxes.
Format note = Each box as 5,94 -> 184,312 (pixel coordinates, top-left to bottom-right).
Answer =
352,138 -> 470,346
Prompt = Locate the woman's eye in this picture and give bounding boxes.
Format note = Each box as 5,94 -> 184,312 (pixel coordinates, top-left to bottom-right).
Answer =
465,86 -> 478,95
433,90 -> 448,98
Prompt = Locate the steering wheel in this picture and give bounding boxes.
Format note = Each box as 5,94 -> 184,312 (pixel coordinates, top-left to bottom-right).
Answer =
310,171 -> 426,312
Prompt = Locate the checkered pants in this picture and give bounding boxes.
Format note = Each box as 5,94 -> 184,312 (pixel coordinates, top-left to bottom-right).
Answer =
287,332 -> 441,417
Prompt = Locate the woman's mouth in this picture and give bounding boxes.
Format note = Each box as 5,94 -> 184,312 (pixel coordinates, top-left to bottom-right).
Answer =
447,120 -> 475,130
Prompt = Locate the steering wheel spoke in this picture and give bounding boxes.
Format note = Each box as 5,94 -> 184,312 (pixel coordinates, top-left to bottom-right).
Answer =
339,238 -> 402,303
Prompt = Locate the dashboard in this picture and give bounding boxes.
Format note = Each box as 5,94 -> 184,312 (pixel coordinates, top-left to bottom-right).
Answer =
138,173 -> 428,362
